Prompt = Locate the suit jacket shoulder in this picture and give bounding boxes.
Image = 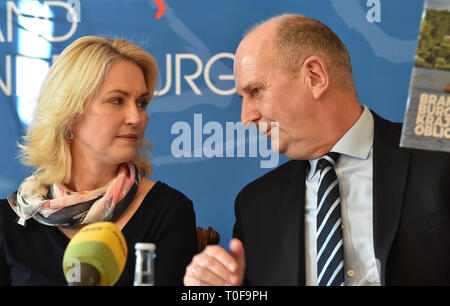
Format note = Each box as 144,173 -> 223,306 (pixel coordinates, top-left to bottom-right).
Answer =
372,111 -> 402,144
233,159 -> 308,285
371,110 -> 450,285
239,160 -> 303,196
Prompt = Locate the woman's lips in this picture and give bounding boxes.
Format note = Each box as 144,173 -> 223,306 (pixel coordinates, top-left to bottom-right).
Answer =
118,134 -> 138,142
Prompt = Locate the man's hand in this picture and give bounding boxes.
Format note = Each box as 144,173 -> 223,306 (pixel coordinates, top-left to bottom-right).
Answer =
184,238 -> 245,286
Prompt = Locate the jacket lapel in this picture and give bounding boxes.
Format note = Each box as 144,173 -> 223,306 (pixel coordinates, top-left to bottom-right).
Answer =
273,112 -> 410,285
371,112 -> 410,285
278,160 -> 307,285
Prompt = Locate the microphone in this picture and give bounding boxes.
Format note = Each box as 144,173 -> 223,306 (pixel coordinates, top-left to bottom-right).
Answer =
62,222 -> 128,286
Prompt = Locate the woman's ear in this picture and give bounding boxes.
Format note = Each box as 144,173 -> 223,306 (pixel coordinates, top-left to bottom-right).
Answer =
302,56 -> 330,100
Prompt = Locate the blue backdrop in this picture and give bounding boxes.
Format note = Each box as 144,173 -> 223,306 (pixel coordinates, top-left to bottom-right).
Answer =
0,0 -> 425,249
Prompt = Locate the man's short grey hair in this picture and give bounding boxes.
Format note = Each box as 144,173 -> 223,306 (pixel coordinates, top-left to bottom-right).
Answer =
243,13 -> 356,91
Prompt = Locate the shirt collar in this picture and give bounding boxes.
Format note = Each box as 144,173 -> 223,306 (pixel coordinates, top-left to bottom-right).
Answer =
307,105 -> 374,181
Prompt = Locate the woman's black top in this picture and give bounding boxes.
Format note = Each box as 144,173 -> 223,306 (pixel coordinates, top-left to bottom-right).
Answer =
0,181 -> 198,285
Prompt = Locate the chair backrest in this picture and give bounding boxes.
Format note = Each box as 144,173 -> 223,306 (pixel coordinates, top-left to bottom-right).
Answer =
196,226 -> 220,252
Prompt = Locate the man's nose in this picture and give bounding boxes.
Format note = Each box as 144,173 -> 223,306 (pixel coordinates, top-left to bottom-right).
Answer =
241,97 -> 261,127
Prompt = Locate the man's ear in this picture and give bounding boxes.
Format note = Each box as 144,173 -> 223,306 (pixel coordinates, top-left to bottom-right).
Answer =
302,56 -> 329,100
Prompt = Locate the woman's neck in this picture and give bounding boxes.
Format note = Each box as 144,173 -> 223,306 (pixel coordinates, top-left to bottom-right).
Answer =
68,160 -> 119,192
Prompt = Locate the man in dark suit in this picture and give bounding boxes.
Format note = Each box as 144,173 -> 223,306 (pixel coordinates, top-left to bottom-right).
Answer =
184,14 -> 450,286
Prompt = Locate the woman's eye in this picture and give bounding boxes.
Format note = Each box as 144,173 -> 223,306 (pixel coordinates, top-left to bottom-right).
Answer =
110,98 -> 122,105
137,100 -> 149,109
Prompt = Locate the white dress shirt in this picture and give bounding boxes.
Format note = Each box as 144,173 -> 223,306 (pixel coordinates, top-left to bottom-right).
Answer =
304,105 -> 381,286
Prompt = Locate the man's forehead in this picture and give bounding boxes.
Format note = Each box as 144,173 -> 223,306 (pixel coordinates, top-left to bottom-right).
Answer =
234,45 -> 254,76
234,53 -> 256,77
234,23 -> 276,80
234,57 -> 268,96
236,22 -> 275,54
235,54 -> 256,70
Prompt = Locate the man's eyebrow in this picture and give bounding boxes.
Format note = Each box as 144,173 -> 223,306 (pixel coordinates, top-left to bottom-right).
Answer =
240,82 -> 261,94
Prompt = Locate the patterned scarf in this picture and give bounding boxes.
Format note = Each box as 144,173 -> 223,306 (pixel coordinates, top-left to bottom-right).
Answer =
7,163 -> 141,229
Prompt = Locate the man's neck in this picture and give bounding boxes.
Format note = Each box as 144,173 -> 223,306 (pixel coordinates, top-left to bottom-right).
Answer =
311,92 -> 363,159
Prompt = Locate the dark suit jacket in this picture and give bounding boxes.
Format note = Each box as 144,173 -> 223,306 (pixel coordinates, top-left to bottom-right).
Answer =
232,112 -> 450,285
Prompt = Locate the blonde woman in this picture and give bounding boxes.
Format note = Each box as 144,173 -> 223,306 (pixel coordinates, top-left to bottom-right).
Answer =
0,36 -> 198,285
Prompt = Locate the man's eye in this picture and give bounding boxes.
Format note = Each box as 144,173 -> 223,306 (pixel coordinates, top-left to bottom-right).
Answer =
253,88 -> 261,94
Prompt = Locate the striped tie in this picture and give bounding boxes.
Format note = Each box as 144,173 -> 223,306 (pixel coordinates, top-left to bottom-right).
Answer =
316,152 -> 344,286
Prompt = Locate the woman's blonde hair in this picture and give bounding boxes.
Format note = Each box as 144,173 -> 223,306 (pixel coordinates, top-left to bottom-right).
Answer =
19,36 -> 158,185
